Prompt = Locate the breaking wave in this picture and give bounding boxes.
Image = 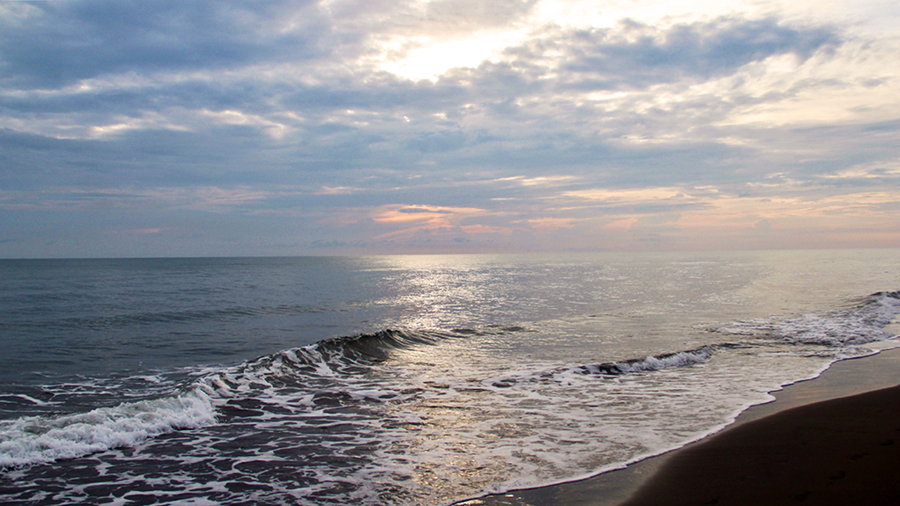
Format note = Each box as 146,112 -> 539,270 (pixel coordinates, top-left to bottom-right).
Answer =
5,287 -> 896,475
0,391 -> 216,468
0,327 -> 719,471
711,291 -> 900,347
574,346 -> 713,376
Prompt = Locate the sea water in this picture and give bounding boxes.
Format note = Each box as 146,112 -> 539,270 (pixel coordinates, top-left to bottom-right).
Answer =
1,250 -> 898,505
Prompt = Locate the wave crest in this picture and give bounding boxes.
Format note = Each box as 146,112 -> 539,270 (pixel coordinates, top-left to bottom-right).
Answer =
711,291 -> 900,347
576,346 -> 713,376
0,389 -> 216,469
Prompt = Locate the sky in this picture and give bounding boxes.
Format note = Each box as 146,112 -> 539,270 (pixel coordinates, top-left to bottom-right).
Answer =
1,0 -> 899,258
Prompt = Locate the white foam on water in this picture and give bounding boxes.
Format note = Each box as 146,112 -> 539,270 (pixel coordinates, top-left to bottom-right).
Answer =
577,346 -> 713,376
7,394 -> 51,406
617,347 -> 712,373
0,388 -> 216,468
713,291 -> 900,347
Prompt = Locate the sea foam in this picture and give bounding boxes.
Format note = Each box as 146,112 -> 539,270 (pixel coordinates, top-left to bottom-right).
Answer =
712,291 -> 900,347
0,389 -> 216,468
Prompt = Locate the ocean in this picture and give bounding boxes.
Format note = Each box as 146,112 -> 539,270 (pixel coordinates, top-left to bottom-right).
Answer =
1,250 -> 898,505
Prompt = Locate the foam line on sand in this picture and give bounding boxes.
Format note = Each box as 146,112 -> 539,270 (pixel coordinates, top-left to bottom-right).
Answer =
459,344 -> 900,506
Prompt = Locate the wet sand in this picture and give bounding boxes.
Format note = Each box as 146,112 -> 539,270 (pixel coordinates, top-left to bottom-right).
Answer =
621,382 -> 900,505
458,345 -> 900,506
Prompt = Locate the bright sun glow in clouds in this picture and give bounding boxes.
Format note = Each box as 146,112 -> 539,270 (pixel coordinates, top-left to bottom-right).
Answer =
379,30 -> 529,81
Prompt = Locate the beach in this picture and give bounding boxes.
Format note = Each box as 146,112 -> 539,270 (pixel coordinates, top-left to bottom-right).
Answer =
461,344 -> 900,506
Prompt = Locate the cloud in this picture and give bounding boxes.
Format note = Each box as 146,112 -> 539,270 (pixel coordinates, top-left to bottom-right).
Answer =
0,0 -> 898,256
497,17 -> 839,91
370,204 -> 489,238
0,0 -> 329,88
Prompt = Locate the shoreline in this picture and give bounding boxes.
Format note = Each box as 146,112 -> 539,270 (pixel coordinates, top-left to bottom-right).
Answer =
458,343 -> 900,506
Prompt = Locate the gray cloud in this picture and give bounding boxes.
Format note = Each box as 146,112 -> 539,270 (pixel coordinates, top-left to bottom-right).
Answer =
1,0 -> 896,256
484,17 -> 839,90
0,0 -> 329,88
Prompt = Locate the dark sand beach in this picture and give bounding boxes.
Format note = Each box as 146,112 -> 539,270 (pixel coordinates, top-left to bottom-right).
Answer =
460,345 -> 900,506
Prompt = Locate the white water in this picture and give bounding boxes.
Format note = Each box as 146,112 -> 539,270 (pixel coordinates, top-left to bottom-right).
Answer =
0,390 -> 216,468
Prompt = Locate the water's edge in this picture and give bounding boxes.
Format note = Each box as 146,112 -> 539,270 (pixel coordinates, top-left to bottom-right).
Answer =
458,343 -> 900,506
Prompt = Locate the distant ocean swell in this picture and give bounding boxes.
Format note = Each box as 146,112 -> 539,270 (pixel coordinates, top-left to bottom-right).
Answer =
8,302 -> 334,331
0,291 -> 898,505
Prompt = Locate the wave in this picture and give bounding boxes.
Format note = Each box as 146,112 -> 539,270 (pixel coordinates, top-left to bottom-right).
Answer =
5,286 -> 894,473
0,328 -> 481,469
217,329 -> 466,382
467,346 -> 716,393
219,328 -> 715,395
710,291 -> 900,347
574,346 -> 713,376
312,328 -> 449,364
0,326 -> 713,471
0,390 -> 216,469
211,327 -> 531,385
